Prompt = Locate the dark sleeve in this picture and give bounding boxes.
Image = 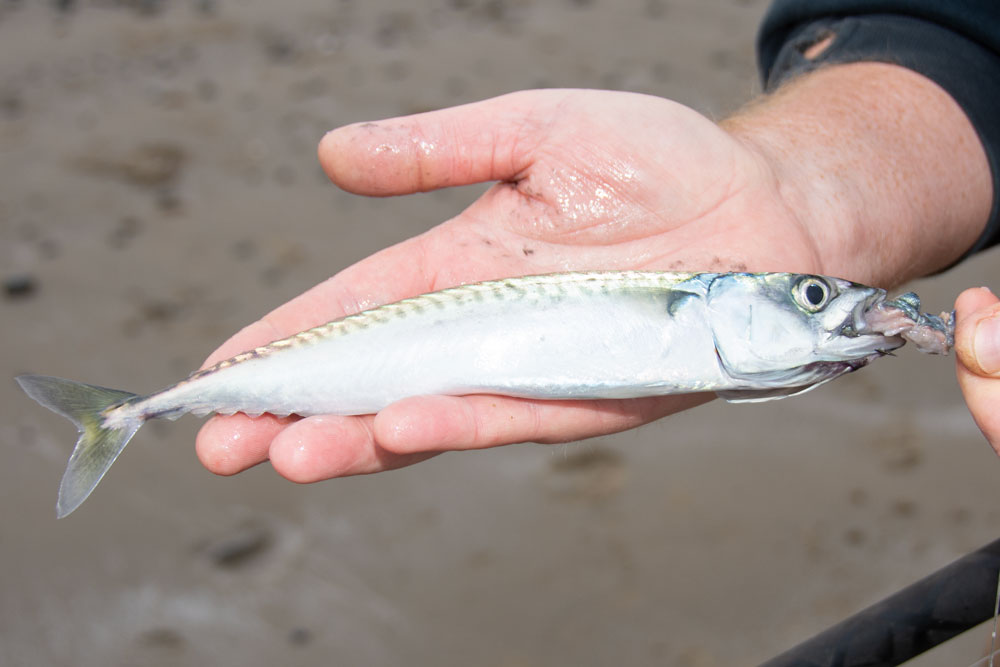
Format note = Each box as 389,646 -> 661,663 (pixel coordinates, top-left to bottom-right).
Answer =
758,0 -> 1000,256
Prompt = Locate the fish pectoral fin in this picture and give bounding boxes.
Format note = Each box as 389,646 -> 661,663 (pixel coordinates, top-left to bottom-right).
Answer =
716,367 -> 852,403
717,383 -> 823,403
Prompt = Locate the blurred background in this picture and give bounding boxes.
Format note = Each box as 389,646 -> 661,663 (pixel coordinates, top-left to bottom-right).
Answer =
2,1 -> 1000,665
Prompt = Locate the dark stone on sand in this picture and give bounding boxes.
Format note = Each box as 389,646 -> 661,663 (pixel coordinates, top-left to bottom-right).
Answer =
288,627 -> 312,646
198,521 -> 273,569
138,627 -> 186,650
4,273 -> 37,300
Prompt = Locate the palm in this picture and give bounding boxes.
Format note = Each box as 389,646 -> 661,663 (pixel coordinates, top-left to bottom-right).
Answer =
196,89 -> 822,482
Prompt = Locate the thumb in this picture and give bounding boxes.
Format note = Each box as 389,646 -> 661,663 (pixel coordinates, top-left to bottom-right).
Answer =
955,287 -> 1000,376
316,90 -> 565,196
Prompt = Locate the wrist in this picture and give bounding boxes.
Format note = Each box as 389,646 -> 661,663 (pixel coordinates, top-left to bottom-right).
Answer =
722,63 -> 991,286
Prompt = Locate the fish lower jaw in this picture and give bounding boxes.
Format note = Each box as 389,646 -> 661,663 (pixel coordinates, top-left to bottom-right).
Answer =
825,333 -> 905,360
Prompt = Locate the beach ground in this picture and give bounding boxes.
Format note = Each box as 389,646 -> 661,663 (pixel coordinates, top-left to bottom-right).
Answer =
2,2 -> 999,665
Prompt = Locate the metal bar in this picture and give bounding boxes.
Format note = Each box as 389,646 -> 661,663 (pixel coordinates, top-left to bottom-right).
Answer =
761,537 -> 1000,667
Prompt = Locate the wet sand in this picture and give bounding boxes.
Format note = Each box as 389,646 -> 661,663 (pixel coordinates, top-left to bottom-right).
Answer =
2,1 -> 999,665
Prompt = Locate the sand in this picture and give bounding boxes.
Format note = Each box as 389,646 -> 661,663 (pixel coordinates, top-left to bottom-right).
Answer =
2,1 -> 999,665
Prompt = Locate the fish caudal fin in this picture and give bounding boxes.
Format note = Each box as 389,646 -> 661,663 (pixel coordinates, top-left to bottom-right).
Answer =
16,374 -> 142,518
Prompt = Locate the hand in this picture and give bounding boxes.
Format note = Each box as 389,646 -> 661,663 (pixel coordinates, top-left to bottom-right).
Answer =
955,287 -> 1000,455
195,88 -> 820,481
196,70 -> 989,483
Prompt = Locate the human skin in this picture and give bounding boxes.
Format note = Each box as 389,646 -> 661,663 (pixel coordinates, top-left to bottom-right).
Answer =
195,62 -> 991,483
955,288 -> 1000,455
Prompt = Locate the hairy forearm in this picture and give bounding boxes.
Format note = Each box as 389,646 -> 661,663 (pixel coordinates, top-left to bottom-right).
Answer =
722,62 -> 992,287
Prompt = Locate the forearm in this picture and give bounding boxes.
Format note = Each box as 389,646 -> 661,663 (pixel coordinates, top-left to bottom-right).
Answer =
722,62 -> 992,287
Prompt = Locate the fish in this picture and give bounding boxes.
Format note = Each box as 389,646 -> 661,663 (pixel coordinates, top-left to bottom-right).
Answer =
16,271 -> 952,518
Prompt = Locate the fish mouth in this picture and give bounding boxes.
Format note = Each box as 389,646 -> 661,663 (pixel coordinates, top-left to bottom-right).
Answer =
846,288 -> 890,335
827,287 -> 906,359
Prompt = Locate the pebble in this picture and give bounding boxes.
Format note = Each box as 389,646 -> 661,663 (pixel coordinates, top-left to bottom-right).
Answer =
198,521 -> 273,569
4,274 -> 37,300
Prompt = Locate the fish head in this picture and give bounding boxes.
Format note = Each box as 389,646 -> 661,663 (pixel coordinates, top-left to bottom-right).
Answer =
705,273 -> 904,386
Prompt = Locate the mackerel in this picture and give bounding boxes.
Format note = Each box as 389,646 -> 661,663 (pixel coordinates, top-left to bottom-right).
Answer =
16,271 -> 951,517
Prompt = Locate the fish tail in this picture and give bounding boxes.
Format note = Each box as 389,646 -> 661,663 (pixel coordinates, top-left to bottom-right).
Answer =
15,374 -> 142,518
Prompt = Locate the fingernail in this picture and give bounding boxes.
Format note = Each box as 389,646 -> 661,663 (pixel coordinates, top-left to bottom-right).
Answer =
974,315 -> 1000,374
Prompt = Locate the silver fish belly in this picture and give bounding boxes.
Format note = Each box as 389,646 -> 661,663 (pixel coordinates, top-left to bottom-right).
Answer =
16,271 -> 946,517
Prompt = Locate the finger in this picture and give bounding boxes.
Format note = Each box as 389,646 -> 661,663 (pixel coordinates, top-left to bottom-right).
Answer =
196,413 -> 294,475
956,361 -> 1000,457
954,287 -> 1000,376
954,287 -> 1000,456
267,415 -> 437,483
317,90 -> 567,196
372,392 -> 714,454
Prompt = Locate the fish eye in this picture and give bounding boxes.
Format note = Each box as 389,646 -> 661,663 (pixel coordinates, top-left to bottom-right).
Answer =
794,277 -> 831,312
